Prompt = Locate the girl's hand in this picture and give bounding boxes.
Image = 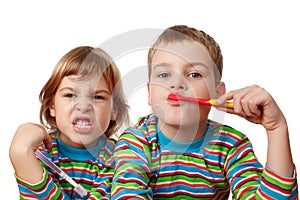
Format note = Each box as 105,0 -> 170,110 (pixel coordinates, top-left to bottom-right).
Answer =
10,122 -> 52,152
216,85 -> 287,132
9,123 -> 52,183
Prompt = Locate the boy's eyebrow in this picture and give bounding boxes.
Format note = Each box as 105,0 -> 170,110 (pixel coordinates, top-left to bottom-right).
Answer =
152,62 -> 170,68
188,62 -> 209,69
152,62 -> 209,69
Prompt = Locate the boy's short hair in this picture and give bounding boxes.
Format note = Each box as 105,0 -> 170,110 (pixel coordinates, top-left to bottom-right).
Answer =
39,46 -> 129,137
147,25 -> 223,82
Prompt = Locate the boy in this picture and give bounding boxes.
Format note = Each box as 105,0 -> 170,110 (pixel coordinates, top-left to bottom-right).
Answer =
112,25 -> 298,199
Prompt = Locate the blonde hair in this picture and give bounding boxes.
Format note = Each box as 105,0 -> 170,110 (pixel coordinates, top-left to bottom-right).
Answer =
148,25 -> 223,82
39,46 -> 129,137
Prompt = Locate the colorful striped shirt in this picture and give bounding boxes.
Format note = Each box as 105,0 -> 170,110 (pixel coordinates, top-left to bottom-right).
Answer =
112,113 -> 298,199
15,131 -> 115,200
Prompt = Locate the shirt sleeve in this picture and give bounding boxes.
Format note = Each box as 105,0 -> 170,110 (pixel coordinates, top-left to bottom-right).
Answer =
256,166 -> 298,199
111,129 -> 153,200
225,138 -> 298,199
15,167 -> 69,200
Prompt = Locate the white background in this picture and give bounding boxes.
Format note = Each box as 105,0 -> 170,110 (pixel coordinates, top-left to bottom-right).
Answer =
1,0 -> 299,198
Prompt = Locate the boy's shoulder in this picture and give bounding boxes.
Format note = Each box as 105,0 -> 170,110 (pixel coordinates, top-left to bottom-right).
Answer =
120,113 -> 158,142
134,113 -> 157,129
208,119 -> 249,147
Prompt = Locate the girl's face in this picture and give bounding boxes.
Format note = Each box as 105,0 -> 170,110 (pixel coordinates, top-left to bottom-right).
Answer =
148,40 -> 224,133
50,74 -> 116,148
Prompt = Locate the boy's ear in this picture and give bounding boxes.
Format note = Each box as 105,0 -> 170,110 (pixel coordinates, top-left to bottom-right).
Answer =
147,82 -> 151,106
50,104 -> 55,117
216,82 -> 226,98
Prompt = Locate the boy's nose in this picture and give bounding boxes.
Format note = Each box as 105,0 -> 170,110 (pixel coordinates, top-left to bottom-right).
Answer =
170,85 -> 185,90
170,76 -> 187,90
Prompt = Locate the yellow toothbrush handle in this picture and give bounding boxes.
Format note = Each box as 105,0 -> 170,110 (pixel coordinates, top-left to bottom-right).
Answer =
224,101 -> 234,108
209,99 -> 234,108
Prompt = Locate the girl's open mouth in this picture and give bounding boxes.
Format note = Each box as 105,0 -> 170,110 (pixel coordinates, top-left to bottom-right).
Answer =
72,117 -> 94,133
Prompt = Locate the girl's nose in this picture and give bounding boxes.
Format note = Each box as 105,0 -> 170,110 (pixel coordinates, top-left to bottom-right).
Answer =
74,99 -> 92,113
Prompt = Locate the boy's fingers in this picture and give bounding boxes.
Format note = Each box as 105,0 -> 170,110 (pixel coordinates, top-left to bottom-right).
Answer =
217,85 -> 263,119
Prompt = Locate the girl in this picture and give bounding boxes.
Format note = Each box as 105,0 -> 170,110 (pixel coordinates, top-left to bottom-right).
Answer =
10,46 -> 129,199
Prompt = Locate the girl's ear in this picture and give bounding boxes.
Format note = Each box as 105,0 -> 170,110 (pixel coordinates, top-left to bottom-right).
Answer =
216,81 -> 226,98
110,106 -> 118,121
147,82 -> 151,106
50,104 -> 55,117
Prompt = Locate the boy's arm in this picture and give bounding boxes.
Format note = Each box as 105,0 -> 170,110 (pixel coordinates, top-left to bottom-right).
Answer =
224,136 -> 297,199
217,85 -> 294,176
111,129 -> 153,200
217,85 -> 298,197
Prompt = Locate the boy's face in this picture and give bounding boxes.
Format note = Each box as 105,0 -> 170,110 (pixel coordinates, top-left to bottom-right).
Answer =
148,40 -> 223,129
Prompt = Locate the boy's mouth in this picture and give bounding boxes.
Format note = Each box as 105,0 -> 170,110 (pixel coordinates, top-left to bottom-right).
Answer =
167,93 -> 182,106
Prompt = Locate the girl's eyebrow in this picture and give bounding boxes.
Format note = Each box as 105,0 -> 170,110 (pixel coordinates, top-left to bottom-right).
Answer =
58,87 -> 111,95
58,87 -> 74,93
94,89 -> 111,95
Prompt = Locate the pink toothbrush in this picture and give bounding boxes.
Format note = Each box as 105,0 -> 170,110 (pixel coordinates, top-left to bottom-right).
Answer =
168,93 -> 234,108
35,150 -> 88,197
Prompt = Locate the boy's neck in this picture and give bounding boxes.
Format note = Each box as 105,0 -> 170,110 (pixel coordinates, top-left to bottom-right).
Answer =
157,118 -> 208,142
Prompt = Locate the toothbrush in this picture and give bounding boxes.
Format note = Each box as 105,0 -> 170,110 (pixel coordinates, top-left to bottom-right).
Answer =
35,150 -> 88,197
168,93 -> 234,108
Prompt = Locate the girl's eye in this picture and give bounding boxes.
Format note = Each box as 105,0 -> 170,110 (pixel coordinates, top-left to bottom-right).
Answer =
94,95 -> 104,100
188,72 -> 202,78
64,93 -> 76,98
158,73 -> 170,78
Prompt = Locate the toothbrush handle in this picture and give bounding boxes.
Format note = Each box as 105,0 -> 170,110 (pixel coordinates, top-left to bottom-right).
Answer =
35,150 -> 88,197
35,150 -> 62,173
209,99 -> 234,108
223,101 -> 234,108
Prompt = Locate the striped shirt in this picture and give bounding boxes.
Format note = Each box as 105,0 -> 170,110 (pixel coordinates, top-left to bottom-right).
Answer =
112,113 -> 298,199
15,131 -> 115,200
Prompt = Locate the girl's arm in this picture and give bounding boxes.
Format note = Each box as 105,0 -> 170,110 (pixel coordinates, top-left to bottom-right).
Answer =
9,123 -> 53,184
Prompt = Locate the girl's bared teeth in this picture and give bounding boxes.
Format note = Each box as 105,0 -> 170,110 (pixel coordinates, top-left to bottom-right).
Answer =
74,120 -> 92,128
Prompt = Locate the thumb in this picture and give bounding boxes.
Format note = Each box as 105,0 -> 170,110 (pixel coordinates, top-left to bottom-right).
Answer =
43,133 -> 53,152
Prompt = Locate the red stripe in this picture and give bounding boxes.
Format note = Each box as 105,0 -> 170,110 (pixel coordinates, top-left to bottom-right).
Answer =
260,176 -> 292,195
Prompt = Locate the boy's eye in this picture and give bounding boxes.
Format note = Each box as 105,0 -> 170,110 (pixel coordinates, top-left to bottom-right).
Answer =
188,72 -> 202,78
158,73 -> 170,78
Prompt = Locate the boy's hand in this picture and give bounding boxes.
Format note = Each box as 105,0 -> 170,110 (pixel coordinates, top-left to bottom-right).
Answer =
216,85 -> 287,133
217,85 -> 294,177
